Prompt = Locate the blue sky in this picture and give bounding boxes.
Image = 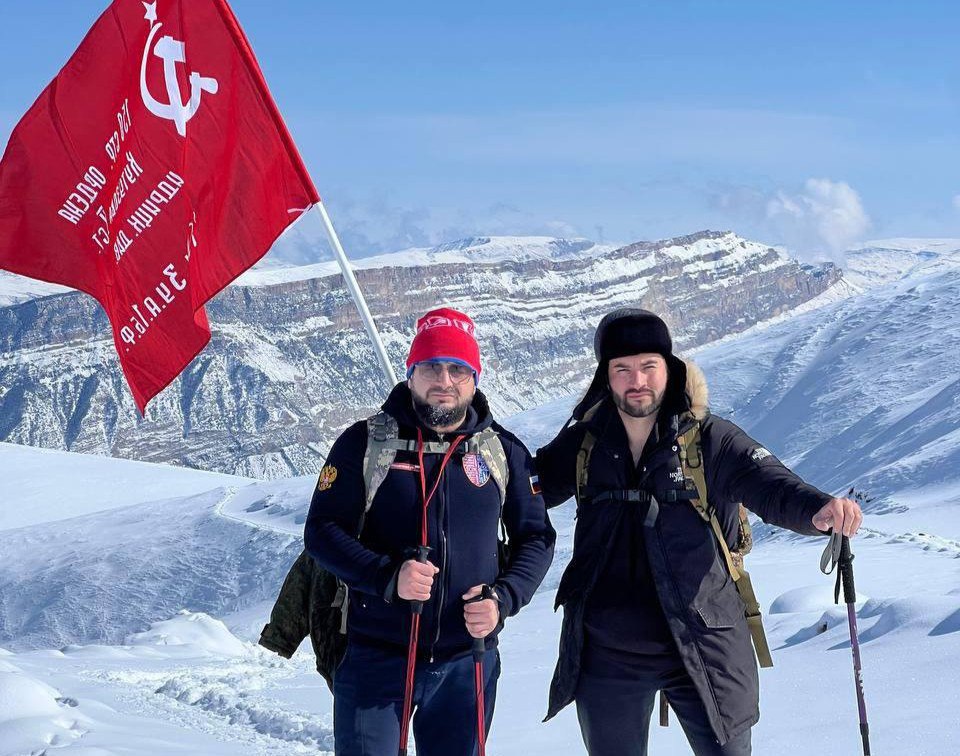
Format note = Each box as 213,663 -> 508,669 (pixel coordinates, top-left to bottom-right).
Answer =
2,0 -> 959,258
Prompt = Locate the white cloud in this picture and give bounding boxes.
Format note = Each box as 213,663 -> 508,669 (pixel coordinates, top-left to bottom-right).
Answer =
764,178 -> 871,257
710,178 -> 871,261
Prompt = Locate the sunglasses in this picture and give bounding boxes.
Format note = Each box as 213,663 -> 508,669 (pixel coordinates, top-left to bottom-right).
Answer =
413,361 -> 475,384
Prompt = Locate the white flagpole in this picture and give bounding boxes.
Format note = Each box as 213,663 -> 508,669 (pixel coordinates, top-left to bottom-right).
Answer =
312,202 -> 399,388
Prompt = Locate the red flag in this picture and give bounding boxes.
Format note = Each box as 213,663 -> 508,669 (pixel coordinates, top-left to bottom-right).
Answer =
0,0 -> 320,413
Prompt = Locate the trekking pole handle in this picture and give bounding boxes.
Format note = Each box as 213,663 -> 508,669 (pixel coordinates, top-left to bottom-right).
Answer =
465,585 -> 496,657
839,536 -> 857,604
410,545 -> 432,616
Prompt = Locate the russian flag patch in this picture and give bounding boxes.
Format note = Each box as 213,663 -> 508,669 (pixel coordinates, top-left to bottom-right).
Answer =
529,474 -> 542,495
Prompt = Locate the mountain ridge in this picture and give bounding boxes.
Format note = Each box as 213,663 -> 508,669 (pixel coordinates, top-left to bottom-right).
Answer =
1,229 -> 841,477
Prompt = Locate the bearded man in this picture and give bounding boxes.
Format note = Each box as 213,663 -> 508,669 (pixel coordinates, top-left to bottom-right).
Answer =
536,308 -> 862,756
304,306 -> 555,756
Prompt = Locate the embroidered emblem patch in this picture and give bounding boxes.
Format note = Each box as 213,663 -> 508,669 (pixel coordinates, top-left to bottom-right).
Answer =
669,467 -> 685,484
316,464 -> 338,491
462,453 -> 491,487
751,447 -> 772,463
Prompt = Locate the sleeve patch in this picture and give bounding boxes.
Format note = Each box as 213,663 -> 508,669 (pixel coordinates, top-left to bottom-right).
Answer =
750,447 -> 772,463
317,464 -> 338,491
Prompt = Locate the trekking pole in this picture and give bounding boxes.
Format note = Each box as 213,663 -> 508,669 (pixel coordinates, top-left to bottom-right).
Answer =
399,431 -> 465,756
399,545 -> 431,756
820,530 -> 871,756
465,585 -> 495,756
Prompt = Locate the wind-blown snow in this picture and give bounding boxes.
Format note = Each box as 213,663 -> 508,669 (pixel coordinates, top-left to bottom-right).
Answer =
125,611 -> 250,658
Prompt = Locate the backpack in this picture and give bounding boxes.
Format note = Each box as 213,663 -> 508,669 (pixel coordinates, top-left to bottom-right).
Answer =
260,411 -> 510,690
574,403 -> 772,670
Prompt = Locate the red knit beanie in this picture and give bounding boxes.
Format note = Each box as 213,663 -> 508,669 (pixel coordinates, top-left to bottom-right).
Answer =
406,307 -> 482,382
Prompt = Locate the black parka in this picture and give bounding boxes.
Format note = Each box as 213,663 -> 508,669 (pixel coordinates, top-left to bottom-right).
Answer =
536,361 -> 830,744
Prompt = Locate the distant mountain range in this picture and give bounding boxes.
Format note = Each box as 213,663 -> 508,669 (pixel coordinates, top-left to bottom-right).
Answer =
1,230 -> 846,477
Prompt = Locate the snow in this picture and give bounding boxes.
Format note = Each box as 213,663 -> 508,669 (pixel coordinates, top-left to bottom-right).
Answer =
857,237 -> 960,254
0,236 -> 613,307
0,664 -> 91,755
125,612 -> 249,658
0,668 -> 64,720
655,231 -> 744,262
0,271 -> 73,307
768,584 -> 863,615
4,531 -> 957,754
842,237 -> 960,289
0,442 -> 252,532
4,244 -> 960,753
235,236 -> 615,287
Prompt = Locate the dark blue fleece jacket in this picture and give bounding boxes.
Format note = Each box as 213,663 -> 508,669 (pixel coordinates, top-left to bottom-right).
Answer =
304,383 -> 555,660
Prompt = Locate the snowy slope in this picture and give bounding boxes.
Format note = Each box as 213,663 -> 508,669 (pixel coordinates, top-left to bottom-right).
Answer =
691,264 -> 960,541
0,272 -> 73,307
843,237 -> 960,289
0,483 -> 307,651
2,526 -> 958,755
0,442 -> 251,531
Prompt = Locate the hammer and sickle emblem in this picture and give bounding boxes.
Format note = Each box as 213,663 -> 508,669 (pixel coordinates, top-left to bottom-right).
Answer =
140,20 -> 219,137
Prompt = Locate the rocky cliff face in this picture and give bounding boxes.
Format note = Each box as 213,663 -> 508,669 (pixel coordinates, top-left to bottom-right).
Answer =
0,230 -> 840,477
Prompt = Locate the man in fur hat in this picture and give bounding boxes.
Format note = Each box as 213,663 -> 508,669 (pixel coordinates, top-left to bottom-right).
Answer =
536,309 -> 862,756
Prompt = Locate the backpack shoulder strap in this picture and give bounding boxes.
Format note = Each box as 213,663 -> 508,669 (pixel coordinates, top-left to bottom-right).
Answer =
676,421 -> 712,523
677,422 -> 742,579
337,411 -> 401,635
361,411 -> 400,521
472,428 -> 509,507
677,419 -> 773,668
575,400 -> 604,503
472,428 -> 511,548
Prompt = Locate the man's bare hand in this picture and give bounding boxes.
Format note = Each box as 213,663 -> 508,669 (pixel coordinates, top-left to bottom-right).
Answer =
398,559 -> 439,601
462,585 -> 499,638
812,497 -> 863,537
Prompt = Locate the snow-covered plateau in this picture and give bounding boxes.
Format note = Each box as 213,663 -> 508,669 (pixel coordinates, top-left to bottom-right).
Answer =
2,238 -> 960,754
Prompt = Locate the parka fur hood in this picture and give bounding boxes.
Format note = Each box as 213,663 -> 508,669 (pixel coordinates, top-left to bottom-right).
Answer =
685,360 -> 708,421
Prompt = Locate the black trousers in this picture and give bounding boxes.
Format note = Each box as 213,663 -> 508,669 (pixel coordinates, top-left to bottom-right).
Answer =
575,662 -> 751,756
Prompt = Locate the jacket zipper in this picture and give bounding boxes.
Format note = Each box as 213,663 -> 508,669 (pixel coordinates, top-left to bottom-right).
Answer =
431,458 -> 450,662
